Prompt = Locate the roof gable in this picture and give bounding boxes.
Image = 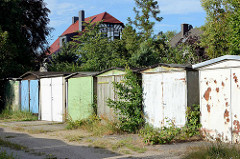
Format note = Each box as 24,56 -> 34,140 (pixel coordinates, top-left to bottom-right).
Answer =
48,12 -> 123,55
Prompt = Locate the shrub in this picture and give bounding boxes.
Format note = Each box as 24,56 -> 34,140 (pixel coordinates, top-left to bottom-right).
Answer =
140,120 -> 180,145
184,104 -> 201,137
107,68 -> 144,133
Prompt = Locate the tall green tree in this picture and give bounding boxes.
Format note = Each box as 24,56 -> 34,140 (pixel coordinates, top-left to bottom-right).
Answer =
200,0 -> 237,58
227,0 -> 240,54
71,20 -> 127,71
128,0 -> 163,40
0,0 -> 51,78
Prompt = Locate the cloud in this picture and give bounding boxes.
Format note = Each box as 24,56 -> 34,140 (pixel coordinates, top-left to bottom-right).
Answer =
158,0 -> 204,15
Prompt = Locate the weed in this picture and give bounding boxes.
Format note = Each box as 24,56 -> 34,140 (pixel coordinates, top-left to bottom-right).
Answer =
66,115 -> 120,136
184,104 -> 201,137
0,109 -> 37,121
65,135 -> 84,142
111,138 -> 146,153
184,142 -> 240,159
140,120 -> 180,145
0,138 -> 27,151
0,150 -> 16,159
107,68 -> 144,133
89,140 -> 108,149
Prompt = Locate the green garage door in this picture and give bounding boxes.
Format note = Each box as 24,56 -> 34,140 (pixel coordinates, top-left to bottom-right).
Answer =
68,76 -> 93,121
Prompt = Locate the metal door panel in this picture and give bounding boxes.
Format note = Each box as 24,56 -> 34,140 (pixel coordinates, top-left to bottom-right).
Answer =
142,74 -> 163,128
52,77 -> 63,122
200,69 -> 231,142
40,78 -> 52,121
162,71 -> 186,127
68,77 -> 93,121
231,68 -> 240,143
21,80 -> 29,111
30,80 -> 39,113
97,76 -> 114,120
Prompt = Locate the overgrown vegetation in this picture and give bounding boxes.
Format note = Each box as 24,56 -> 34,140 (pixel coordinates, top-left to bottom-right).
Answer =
139,105 -> 201,145
184,104 -> 201,137
0,110 -> 38,121
66,115 -> 120,136
107,68 -> 144,133
184,142 -> 240,159
0,151 -> 15,159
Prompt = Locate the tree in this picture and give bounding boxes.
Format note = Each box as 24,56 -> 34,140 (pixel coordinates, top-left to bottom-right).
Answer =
71,20 -> 127,71
0,0 -> 51,77
128,0 -> 163,40
227,0 -> 240,54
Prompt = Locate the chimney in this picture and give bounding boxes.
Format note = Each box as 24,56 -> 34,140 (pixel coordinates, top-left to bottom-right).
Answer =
72,16 -> 79,24
181,23 -> 189,37
79,10 -> 85,32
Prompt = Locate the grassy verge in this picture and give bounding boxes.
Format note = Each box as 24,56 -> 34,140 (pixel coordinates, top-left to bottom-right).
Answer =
0,109 -> 38,122
66,115 -> 121,136
0,150 -> 15,159
184,142 -> 240,159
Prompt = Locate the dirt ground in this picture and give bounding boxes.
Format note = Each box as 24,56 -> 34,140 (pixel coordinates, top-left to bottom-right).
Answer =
0,120 -> 209,159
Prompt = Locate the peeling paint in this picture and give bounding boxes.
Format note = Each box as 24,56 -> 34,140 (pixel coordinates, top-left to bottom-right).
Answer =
222,82 -> 225,87
235,114 -> 237,118
226,102 -> 228,107
233,73 -> 238,83
179,78 -> 185,81
214,80 -> 217,84
227,118 -> 230,122
224,109 -> 229,118
233,120 -> 240,134
206,81 -> 209,85
207,104 -> 211,113
204,87 -> 211,101
216,87 -> 219,93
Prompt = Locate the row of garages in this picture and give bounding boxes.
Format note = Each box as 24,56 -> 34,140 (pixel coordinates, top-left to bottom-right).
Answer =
3,55 -> 240,143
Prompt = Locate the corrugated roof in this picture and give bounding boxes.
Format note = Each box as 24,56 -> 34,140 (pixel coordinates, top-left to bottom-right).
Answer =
140,63 -> 192,72
192,55 -> 240,69
95,67 -> 140,76
65,72 -> 99,79
19,71 -> 72,79
48,12 -> 123,55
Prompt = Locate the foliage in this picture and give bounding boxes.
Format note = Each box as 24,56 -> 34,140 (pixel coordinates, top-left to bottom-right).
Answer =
227,0 -> 240,54
0,151 -> 15,159
48,43 -> 81,72
0,0 -> 51,55
0,109 -> 38,121
200,0 -> 240,57
200,0 -> 229,58
184,104 -> 202,137
140,120 -> 180,145
66,115 -> 120,136
184,142 -> 240,159
128,0 -> 163,40
107,68 -> 144,133
71,20 -> 128,71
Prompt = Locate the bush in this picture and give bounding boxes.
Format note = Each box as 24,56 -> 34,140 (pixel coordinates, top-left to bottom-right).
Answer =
0,109 -> 37,121
184,104 -> 201,137
140,120 -> 180,145
184,142 -> 240,159
107,68 -> 144,133
66,115 -> 120,136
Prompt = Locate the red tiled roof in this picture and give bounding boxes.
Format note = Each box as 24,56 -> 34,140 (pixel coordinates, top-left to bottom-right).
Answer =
48,12 -> 123,55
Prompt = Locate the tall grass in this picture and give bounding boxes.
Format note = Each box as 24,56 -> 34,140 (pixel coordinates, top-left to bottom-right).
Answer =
0,109 -> 38,121
66,115 -> 121,136
184,142 -> 240,159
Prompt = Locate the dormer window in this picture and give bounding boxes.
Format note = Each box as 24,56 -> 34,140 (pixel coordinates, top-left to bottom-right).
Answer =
59,36 -> 67,47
